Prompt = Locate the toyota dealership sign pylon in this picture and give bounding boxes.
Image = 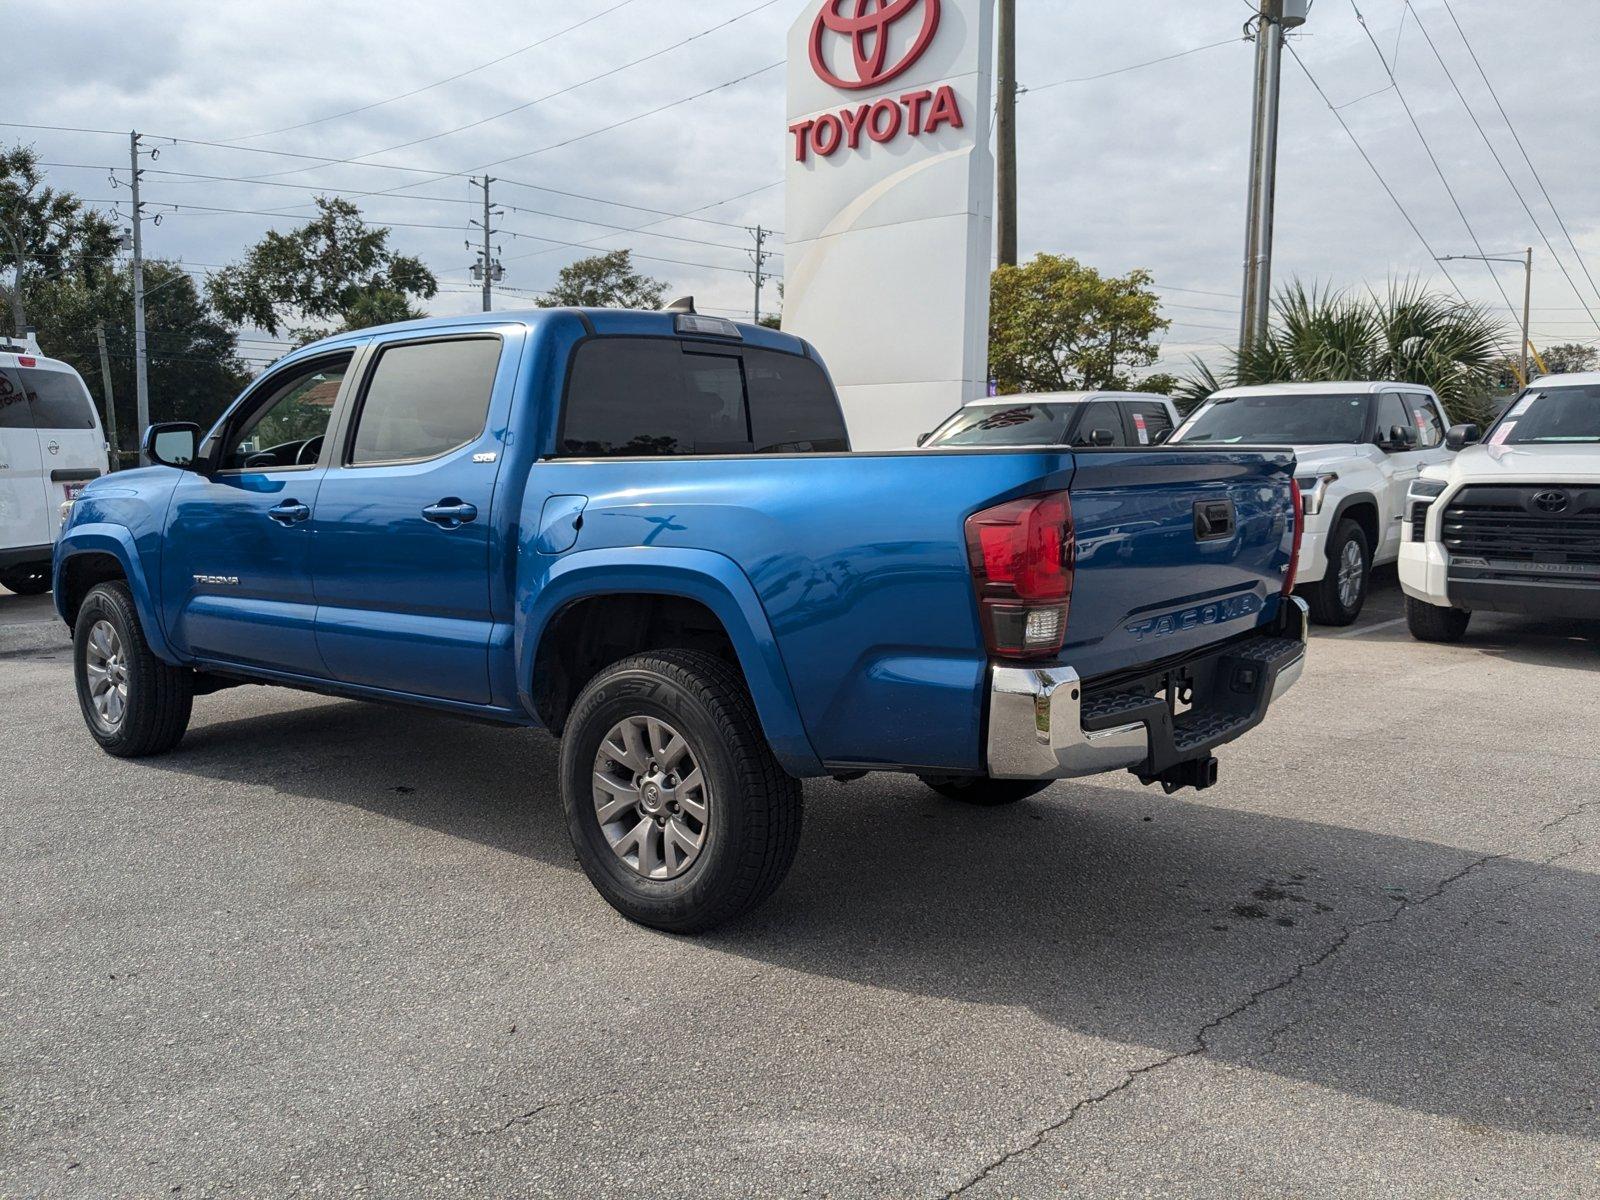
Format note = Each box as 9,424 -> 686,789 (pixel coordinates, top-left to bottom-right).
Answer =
783,0 -> 995,450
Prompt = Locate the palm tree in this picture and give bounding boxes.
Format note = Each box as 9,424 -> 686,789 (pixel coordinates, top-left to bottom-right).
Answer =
1178,281 -> 1509,425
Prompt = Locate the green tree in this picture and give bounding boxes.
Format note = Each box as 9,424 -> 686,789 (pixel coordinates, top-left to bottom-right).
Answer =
1490,341 -> 1598,390
988,254 -> 1170,394
209,196 -> 437,343
29,261 -> 252,455
1177,281 -> 1507,424
1,144 -> 122,339
536,249 -> 667,310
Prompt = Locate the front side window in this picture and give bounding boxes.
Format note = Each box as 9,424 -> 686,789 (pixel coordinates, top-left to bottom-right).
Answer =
925,403 -> 1076,448
1403,394 -> 1445,448
222,357 -> 350,471
1174,393 -> 1372,445
20,368 -> 96,430
1488,385 -> 1600,445
1074,402 -> 1127,447
558,338 -> 847,458
1376,393 -> 1414,448
349,338 -> 502,466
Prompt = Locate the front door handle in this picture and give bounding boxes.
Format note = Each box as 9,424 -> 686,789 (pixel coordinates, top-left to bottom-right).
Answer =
422,499 -> 478,529
268,500 -> 311,526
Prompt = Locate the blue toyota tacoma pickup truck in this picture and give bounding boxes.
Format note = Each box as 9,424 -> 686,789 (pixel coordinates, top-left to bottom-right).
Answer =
55,306 -> 1308,931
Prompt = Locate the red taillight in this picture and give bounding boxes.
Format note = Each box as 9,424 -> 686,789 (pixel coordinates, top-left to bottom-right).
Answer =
965,491 -> 1075,659
1283,478 -> 1305,595
18,355 -> 36,367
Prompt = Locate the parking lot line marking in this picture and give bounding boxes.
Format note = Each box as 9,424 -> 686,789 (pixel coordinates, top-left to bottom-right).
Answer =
1333,617 -> 1407,639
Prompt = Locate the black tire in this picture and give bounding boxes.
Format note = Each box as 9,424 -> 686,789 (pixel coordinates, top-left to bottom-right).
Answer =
1306,519 -> 1370,626
0,565 -> 52,596
559,649 -> 803,934
920,776 -> 1053,806
73,581 -> 194,758
1406,595 -> 1471,643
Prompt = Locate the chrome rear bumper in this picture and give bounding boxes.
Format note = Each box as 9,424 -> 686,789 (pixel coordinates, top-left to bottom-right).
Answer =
986,597 -> 1309,781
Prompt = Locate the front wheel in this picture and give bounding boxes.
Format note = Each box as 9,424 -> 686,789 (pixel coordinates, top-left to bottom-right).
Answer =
559,649 -> 803,934
920,776 -> 1053,806
73,581 -> 194,757
1406,595 -> 1471,643
1306,520 -> 1370,626
0,565 -> 51,596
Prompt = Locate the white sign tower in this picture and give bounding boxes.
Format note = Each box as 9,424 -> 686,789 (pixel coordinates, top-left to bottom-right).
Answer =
782,0 -> 996,450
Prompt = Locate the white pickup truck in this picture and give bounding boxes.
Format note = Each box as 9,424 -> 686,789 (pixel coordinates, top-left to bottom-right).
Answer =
1401,372 -> 1600,639
1171,381 -> 1454,624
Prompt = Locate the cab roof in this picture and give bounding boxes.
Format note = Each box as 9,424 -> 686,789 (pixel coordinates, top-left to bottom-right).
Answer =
0,345 -> 80,374
961,390 -> 1173,406
289,307 -> 809,360
1208,380 -> 1437,398
1530,371 -> 1600,388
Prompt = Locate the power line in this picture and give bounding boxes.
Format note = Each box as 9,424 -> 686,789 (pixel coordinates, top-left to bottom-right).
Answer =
1347,0 -> 1522,330
228,0 -> 641,140
1029,36 -> 1242,91
255,0 -> 783,181
1403,0 -> 1600,334
1437,0 -> 1600,311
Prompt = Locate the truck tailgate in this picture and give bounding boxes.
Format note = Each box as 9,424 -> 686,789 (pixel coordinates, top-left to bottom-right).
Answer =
1064,447 -> 1298,681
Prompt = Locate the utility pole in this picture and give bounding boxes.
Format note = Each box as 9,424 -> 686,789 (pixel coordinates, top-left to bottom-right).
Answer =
1239,1 -> 1308,352
1,219 -> 26,337
749,225 -> 774,324
95,322 -> 120,471
996,0 -> 1018,267
1437,248 -> 1535,385
128,131 -> 151,455
470,176 -> 503,312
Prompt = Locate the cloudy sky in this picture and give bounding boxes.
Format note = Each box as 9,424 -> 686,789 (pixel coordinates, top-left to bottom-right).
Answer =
12,0 -> 1600,376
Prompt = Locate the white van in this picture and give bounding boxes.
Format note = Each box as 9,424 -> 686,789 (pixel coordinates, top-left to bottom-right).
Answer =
1,344 -> 111,595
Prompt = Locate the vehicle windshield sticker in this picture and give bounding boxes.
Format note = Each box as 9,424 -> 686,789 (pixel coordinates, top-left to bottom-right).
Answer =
1489,421 -> 1516,445
1508,395 -> 1537,418
1133,412 -> 1149,444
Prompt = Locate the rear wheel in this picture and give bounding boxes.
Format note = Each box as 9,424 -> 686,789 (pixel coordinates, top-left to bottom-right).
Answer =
1406,595 -> 1471,643
560,649 -> 803,934
0,565 -> 51,596
1306,520 -> 1370,626
73,581 -> 193,757
920,776 -> 1053,806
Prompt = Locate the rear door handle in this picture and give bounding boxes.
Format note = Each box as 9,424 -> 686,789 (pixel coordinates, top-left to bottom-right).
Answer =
422,499 -> 478,529
267,500 -> 311,526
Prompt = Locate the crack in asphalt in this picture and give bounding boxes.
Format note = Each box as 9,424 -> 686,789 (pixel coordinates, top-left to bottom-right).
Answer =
943,850 -> 1509,1198
463,1091 -> 619,1137
1538,799 -> 1598,834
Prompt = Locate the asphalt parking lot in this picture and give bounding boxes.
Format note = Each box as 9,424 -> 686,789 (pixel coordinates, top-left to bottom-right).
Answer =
2,573 -> 1597,1198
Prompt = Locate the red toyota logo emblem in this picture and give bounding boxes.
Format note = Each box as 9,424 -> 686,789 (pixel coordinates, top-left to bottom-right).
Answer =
809,0 -> 942,92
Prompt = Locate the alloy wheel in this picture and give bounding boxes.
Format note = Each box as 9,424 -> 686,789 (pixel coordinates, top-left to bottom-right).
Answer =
592,715 -> 710,880
1337,539 -> 1365,610
84,619 -> 129,729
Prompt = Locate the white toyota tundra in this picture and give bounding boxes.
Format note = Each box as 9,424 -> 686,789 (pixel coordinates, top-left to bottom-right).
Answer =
1400,372 -> 1600,640
1172,381 -> 1454,625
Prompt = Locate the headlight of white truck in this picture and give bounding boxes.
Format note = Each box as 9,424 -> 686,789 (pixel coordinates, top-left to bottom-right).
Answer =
1294,473 -> 1338,516
1407,478 -> 1448,504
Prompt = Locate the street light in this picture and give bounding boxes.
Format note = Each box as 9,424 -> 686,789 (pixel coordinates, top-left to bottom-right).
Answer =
1437,248 -> 1535,386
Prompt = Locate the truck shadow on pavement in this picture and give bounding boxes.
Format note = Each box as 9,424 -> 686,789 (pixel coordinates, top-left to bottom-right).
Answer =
157,694 -> 1599,1144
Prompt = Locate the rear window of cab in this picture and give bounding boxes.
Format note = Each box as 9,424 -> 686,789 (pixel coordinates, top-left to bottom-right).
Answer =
556,337 -> 849,458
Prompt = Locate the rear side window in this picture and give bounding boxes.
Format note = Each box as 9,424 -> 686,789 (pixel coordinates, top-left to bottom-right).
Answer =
20,368 -> 96,429
1125,401 -> 1173,445
558,338 -> 848,458
0,368 -> 30,428
349,338 -> 502,466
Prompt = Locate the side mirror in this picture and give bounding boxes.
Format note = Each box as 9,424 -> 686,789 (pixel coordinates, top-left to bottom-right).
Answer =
1089,428 -> 1116,447
143,422 -> 202,470
1150,429 -> 1171,446
1377,424 -> 1411,452
1445,423 -> 1480,452
916,431 -> 931,447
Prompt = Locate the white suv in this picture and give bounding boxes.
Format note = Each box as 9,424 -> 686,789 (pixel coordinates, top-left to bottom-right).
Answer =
1171,382 -> 1454,624
1,343 -> 111,595
1401,372 -> 1600,640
